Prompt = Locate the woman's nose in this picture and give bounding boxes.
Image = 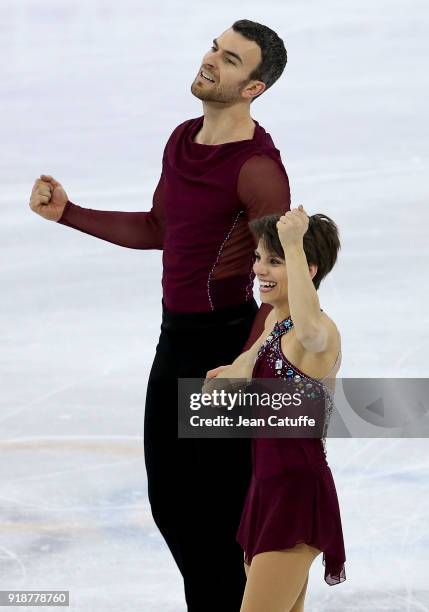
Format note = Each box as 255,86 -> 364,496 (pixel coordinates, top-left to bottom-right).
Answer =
253,261 -> 268,275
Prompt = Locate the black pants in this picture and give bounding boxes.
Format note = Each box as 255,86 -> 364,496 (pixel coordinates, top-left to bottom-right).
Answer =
143,299 -> 259,612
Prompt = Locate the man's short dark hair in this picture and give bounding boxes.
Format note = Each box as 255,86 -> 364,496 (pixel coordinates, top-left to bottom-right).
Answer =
249,213 -> 341,289
232,19 -> 287,103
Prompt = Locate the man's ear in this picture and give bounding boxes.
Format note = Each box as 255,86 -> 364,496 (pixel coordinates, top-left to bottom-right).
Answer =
242,80 -> 266,101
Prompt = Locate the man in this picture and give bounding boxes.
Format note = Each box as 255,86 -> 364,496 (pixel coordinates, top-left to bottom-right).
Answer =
29,19 -> 290,611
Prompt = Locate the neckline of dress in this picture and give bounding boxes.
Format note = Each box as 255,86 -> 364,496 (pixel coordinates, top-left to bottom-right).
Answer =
273,308 -> 323,334
273,316 -> 293,333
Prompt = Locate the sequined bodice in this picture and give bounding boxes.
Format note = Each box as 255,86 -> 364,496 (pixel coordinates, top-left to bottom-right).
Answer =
252,316 -> 335,457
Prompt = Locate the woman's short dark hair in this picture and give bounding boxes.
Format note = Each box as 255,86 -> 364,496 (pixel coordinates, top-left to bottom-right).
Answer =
232,19 -> 287,103
249,213 -> 341,289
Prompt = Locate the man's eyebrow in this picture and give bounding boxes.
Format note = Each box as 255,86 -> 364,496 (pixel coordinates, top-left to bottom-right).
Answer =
212,38 -> 243,64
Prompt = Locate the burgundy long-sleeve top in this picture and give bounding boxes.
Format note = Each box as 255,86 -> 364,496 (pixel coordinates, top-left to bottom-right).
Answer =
57,116 -> 291,345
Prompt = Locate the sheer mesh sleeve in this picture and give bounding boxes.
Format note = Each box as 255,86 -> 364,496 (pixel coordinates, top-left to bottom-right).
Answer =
238,154 -> 291,352
56,170 -> 166,250
237,154 -> 291,221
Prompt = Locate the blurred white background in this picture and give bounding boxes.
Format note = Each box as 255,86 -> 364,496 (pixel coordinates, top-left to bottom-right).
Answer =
1,0 -> 428,609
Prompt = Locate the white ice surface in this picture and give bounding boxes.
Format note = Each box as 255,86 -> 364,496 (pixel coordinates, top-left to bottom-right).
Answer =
1,0 -> 429,610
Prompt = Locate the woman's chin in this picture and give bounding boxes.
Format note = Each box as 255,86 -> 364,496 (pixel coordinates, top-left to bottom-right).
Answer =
259,291 -> 287,306
259,292 -> 275,305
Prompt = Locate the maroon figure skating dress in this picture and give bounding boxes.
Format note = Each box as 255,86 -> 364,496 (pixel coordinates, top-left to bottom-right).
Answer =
236,315 -> 346,585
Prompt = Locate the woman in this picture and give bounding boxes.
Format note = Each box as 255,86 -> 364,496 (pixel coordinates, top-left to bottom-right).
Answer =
206,205 -> 346,611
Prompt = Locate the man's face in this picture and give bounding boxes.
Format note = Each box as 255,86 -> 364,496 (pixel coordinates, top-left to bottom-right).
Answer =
191,28 -> 265,104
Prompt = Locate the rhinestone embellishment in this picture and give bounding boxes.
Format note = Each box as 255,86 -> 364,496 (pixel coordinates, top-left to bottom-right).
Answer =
252,313 -> 334,458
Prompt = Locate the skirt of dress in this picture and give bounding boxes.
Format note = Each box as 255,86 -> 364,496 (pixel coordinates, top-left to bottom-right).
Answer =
236,438 -> 346,586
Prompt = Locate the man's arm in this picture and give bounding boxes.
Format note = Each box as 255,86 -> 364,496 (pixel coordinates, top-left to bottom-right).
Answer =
237,154 -> 291,351
57,170 -> 166,250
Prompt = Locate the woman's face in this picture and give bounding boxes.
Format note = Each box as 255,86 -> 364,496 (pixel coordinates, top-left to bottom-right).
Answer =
253,240 -> 288,305
253,239 -> 318,305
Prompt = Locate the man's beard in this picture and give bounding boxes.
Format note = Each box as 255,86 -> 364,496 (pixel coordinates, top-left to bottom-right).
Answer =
191,76 -> 250,104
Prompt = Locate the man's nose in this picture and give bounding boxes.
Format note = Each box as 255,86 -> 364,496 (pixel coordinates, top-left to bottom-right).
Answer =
204,49 -> 218,67
203,59 -> 216,72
